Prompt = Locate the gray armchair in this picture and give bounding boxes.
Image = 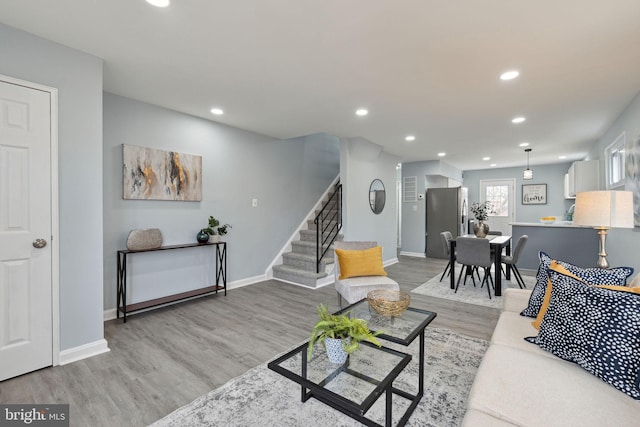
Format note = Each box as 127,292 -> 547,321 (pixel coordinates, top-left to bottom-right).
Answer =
334,241 -> 399,309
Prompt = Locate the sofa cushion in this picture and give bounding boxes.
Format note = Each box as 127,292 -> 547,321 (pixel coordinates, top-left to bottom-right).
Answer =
501,288 -> 531,313
335,246 -> 387,280
467,344 -> 640,426
520,251 -> 633,318
462,409 -> 518,426
525,272 -> 640,399
334,275 -> 399,304
491,311 -> 559,360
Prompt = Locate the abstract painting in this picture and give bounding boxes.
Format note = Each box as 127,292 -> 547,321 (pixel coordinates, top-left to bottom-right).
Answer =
625,135 -> 640,226
123,144 -> 202,201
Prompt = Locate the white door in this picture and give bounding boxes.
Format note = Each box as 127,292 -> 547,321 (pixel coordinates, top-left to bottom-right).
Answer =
0,80 -> 53,381
480,179 -> 516,236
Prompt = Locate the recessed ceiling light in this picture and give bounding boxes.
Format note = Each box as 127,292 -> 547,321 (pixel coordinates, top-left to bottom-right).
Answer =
483,156 -> 491,161
405,135 -> 415,141
490,163 -> 497,167
519,142 -> 530,147
210,108 -> 224,115
500,70 -> 519,80
146,0 -> 170,7
558,155 -> 567,159
355,109 -> 368,116
437,152 -> 446,157
512,117 -> 526,124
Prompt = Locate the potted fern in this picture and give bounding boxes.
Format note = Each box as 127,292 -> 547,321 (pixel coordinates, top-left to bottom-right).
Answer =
307,304 -> 382,364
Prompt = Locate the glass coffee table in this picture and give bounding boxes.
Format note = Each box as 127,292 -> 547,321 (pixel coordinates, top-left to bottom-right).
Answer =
267,300 -> 437,426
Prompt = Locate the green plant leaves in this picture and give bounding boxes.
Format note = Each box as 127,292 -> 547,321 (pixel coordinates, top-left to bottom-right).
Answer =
307,304 -> 381,359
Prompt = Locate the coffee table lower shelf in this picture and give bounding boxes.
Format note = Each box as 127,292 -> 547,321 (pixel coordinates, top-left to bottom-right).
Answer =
268,341 -> 419,427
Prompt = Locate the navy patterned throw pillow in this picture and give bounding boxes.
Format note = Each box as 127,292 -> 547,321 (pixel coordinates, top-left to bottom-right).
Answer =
525,272 -> 640,399
520,251 -> 634,318
520,252 -> 553,317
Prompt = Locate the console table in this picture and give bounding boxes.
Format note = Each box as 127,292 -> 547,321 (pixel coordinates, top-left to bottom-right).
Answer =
116,242 -> 226,322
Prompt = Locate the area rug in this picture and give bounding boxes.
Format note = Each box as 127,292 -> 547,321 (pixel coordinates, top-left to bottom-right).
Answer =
150,328 -> 489,427
412,268 -> 536,309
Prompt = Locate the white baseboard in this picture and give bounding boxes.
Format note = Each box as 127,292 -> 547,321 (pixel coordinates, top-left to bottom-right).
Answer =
103,274 -> 268,322
59,339 -> 110,365
399,251 -> 425,258
384,257 -> 399,266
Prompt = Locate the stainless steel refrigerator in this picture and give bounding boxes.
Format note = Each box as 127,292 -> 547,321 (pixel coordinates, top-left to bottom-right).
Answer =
425,187 -> 468,258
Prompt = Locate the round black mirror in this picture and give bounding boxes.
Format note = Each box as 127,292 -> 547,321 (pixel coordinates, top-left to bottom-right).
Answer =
369,179 -> 386,214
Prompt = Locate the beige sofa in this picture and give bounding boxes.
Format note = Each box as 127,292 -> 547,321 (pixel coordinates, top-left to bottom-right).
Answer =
462,288 -> 640,426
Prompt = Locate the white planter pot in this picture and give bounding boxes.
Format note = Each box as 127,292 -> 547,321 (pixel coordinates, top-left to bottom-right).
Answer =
325,337 -> 349,364
209,234 -> 221,243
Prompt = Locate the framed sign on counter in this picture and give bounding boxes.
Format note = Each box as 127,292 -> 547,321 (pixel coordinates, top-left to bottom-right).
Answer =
522,184 -> 547,205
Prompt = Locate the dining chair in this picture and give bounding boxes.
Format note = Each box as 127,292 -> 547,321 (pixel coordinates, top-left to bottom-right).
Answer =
438,231 -> 454,282
501,235 -> 528,289
455,236 -> 494,299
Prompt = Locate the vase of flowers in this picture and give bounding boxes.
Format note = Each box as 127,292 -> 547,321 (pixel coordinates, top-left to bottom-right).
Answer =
470,201 -> 491,238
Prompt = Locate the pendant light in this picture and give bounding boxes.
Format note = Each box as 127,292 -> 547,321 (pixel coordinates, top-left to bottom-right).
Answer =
523,148 -> 533,180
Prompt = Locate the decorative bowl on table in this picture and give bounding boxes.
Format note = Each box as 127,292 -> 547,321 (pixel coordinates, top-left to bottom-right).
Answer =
540,216 -> 556,224
367,290 -> 410,317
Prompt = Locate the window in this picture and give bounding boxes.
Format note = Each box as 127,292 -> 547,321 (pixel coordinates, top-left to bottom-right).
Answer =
606,132 -> 626,189
484,184 -> 509,217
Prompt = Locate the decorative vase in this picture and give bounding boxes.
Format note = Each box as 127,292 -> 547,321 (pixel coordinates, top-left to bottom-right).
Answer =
473,221 -> 489,238
127,228 -> 163,250
209,234 -> 221,243
324,337 -> 349,364
196,231 -> 210,243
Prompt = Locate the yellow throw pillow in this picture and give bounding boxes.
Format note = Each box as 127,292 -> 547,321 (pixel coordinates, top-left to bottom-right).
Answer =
336,246 -> 387,280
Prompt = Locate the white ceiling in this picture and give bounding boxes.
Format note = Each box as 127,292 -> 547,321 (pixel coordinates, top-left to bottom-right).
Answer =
2,0 -> 640,170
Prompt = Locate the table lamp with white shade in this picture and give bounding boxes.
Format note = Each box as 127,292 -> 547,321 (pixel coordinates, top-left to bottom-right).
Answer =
573,190 -> 635,268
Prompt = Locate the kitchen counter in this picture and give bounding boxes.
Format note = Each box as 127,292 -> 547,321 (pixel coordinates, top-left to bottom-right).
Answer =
511,223 -> 598,270
510,221 -> 592,228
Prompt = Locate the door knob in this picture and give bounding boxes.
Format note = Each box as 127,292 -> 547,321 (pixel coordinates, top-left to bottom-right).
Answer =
33,238 -> 47,249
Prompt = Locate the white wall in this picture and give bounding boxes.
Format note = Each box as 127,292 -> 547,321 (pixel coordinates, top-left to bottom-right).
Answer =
400,160 -> 464,255
586,91 -> 640,274
463,162 -> 573,223
103,94 -> 340,309
340,137 -> 400,262
0,23 -> 104,351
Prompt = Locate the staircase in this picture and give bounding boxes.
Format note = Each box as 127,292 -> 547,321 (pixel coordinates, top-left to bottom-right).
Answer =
272,185 -> 342,288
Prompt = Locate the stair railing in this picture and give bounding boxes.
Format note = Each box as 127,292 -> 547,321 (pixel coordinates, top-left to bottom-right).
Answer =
314,182 -> 342,273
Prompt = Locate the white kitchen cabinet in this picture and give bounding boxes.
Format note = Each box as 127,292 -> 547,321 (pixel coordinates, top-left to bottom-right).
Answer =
565,160 -> 600,198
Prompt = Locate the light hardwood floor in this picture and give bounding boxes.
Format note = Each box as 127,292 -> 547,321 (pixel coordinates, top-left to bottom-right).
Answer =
0,255 -> 501,426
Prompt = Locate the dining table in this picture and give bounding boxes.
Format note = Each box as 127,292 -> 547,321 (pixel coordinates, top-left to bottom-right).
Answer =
449,234 -> 512,297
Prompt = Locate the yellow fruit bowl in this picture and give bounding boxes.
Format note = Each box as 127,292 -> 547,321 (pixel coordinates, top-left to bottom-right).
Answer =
540,216 -> 556,224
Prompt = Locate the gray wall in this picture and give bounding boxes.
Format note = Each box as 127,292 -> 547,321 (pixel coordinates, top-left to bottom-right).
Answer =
400,160 -> 464,255
463,162 -> 574,223
103,94 -> 340,309
0,23 -> 104,351
340,138 -> 400,262
585,91 -> 640,273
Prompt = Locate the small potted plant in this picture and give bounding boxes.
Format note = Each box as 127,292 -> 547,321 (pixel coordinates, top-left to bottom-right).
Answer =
307,304 -> 382,364
470,201 -> 491,237
196,215 -> 232,243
